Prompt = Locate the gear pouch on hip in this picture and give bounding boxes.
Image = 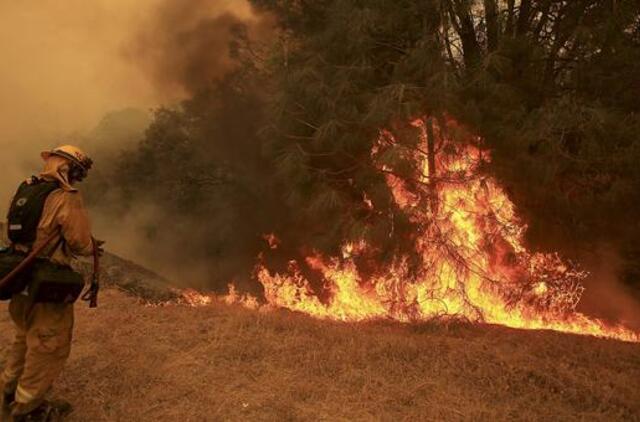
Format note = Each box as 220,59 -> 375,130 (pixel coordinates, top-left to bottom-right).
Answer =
0,249 -> 31,300
28,259 -> 85,304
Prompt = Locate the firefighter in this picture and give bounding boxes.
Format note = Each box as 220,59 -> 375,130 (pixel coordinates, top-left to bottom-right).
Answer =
0,145 -> 99,421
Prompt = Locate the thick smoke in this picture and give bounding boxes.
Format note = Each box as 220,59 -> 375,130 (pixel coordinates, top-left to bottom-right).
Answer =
578,247 -> 640,330
0,1 -> 272,286
0,0 -> 259,203
84,1 -> 276,287
0,0 -> 161,204
123,0 -> 268,96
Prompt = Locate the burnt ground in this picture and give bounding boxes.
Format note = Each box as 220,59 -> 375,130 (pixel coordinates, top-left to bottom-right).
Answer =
0,286 -> 639,421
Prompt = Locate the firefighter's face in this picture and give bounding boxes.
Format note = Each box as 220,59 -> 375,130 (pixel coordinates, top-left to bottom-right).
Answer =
67,162 -> 88,183
58,160 -> 86,184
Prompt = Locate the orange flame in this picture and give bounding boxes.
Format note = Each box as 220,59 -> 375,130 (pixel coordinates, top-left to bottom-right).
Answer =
180,285 -> 260,310
254,117 -> 639,342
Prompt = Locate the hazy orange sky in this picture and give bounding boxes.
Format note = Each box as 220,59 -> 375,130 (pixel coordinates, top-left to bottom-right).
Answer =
0,0 -> 255,202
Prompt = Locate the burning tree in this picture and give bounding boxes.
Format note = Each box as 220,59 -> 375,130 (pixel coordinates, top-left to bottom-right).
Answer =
237,2 -> 640,340
256,116 -> 640,342
251,0 -> 640,292
107,1 -> 640,341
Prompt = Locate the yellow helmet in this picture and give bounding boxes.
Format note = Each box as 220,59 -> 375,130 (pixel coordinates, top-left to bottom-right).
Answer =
41,145 -> 93,180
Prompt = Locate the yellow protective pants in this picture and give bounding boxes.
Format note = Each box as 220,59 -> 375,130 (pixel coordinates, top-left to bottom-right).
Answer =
1,294 -> 73,416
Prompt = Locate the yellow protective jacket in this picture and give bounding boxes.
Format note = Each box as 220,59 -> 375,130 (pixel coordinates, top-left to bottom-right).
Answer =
12,155 -> 93,265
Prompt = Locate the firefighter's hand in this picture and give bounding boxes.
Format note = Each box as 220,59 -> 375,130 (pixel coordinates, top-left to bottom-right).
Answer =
92,238 -> 105,257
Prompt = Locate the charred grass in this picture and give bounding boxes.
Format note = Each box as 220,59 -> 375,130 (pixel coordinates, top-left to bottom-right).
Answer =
1,289 -> 639,421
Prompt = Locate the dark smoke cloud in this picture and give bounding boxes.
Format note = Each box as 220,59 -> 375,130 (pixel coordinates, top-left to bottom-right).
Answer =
124,0 -> 271,96
0,0 -> 263,204
578,246 -> 640,330
82,1 -> 277,287
0,1 -> 270,281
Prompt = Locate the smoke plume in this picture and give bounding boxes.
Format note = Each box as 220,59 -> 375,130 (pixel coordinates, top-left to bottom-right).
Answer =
578,246 -> 640,330
84,1 -> 275,287
124,0 -> 269,96
0,0 -> 269,268
0,0 -> 261,203
0,0 -> 153,203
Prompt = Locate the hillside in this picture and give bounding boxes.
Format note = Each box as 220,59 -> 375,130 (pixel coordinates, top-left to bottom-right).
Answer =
1,287 -> 639,421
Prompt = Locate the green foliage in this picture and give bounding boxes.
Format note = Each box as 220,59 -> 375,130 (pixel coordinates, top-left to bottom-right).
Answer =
106,0 -> 640,290
249,0 -> 447,257
93,72 -> 281,292
251,0 -> 640,285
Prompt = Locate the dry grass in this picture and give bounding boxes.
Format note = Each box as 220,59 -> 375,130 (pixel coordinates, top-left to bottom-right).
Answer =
1,288 -> 639,421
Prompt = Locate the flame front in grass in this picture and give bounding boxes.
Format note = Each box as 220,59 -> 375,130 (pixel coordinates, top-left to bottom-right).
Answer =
180,285 -> 260,310
257,117 -> 639,342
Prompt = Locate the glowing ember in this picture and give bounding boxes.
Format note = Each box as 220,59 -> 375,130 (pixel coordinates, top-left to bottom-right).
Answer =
254,116 -> 639,342
180,285 -> 259,310
262,233 -> 280,250
180,289 -> 215,306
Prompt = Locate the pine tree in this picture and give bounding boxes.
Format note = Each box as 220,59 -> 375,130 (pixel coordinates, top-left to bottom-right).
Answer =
253,0 -> 640,285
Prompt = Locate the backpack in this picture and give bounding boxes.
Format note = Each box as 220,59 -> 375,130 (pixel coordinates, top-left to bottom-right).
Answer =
0,177 -> 63,300
7,177 -> 61,245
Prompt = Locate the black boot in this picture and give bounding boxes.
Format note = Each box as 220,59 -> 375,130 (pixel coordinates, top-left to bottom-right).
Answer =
10,400 -> 73,422
3,389 -> 15,406
2,388 -> 15,415
2,389 -> 15,421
